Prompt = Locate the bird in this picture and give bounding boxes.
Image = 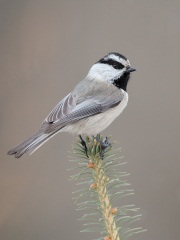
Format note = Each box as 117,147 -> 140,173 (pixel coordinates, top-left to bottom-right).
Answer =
7,52 -> 136,158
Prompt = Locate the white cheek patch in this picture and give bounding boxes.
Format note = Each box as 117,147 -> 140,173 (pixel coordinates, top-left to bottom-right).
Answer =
88,63 -> 125,83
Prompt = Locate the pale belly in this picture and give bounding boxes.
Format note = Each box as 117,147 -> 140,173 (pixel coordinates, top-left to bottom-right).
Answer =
61,92 -> 128,135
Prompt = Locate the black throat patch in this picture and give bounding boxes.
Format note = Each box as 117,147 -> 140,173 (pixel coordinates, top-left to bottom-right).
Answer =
113,73 -> 130,91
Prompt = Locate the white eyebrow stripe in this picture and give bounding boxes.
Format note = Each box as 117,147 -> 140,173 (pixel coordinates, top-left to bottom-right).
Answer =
106,54 -> 120,63
105,54 -> 130,67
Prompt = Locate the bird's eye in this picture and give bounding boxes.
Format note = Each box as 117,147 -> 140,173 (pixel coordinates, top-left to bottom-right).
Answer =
112,62 -> 124,70
98,58 -> 124,70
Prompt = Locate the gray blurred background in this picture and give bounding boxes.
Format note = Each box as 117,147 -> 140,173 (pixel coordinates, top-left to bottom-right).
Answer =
0,0 -> 180,240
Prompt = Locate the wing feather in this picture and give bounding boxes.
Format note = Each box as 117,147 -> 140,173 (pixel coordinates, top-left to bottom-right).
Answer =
45,93 -> 76,123
40,78 -> 124,134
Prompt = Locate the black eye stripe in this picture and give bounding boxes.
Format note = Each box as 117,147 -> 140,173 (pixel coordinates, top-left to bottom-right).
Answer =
98,58 -> 124,70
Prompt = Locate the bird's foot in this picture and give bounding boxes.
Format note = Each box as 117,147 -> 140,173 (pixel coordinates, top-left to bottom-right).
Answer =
79,135 -> 89,158
95,136 -> 111,159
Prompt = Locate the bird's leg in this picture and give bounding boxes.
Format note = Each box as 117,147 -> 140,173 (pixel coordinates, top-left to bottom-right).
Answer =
95,136 -> 111,159
79,135 -> 89,158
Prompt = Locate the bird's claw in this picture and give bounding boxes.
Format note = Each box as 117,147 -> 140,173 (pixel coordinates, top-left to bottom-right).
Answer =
95,136 -> 111,159
79,135 -> 89,158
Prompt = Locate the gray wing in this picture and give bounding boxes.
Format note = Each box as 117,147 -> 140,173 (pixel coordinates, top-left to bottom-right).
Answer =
45,93 -> 76,123
40,79 -> 124,134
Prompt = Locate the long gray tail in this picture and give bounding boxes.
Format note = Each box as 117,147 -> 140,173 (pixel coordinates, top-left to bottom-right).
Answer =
7,131 -> 55,158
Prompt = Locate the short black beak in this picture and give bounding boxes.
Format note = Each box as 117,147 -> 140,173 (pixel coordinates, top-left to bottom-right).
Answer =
126,67 -> 136,73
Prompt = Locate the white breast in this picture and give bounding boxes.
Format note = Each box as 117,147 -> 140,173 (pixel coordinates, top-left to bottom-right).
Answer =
62,91 -> 128,135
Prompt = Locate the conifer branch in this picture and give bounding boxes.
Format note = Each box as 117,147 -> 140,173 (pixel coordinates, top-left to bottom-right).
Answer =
69,135 -> 146,240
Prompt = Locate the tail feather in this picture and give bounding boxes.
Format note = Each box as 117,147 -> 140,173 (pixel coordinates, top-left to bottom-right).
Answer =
7,132 -> 52,158
25,133 -> 55,156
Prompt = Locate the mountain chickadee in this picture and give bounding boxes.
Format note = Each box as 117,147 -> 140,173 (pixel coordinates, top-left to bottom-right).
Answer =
8,52 -> 136,158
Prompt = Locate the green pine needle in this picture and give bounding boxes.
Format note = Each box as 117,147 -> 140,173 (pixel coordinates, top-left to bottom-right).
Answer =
69,135 -> 146,240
